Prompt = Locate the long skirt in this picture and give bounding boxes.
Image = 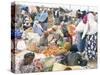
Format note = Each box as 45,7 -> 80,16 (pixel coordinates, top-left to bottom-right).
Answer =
84,33 -> 97,60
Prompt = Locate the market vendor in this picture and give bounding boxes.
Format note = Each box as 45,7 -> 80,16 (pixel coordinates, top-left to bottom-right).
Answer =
49,25 -> 64,45
17,52 -> 44,73
60,21 -> 67,37
60,21 -> 72,43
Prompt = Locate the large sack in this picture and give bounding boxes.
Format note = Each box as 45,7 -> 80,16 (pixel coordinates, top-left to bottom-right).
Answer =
52,63 -> 67,71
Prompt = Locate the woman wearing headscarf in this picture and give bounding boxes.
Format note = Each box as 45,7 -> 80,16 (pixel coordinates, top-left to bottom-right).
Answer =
75,11 -> 87,52
82,12 -> 97,61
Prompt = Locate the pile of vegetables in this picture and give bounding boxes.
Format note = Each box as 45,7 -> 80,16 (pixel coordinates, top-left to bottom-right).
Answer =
42,42 -> 71,57
42,45 -> 59,56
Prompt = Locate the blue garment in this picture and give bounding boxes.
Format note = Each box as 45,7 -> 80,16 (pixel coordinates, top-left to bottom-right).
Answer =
33,24 -> 43,36
84,33 -> 97,60
77,33 -> 86,52
11,30 -> 15,39
15,29 -> 23,39
35,13 -> 41,20
41,23 -> 48,31
38,11 -> 48,23
71,44 -> 79,52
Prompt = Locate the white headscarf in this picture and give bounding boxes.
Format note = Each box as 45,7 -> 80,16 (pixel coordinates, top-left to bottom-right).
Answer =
81,13 -> 97,39
76,13 -> 97,39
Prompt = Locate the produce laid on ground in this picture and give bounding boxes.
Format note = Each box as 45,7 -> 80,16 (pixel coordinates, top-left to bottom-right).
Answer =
42,45 -> 60,56
42,42 -> 71,57
43,57 -> 56,71
27,43 -> 40,53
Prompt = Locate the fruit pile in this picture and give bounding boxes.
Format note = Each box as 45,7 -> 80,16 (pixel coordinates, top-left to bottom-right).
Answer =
27,43 -> 39,53
42,45 -> 59,57
42,42 -> 71,57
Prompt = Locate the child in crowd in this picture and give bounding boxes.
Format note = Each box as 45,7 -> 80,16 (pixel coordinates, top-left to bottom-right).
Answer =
19,53 -> 35,73
18,52 -> 43,73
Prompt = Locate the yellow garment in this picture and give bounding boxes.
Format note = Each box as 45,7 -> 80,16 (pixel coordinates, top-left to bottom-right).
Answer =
67,24 -> 76,36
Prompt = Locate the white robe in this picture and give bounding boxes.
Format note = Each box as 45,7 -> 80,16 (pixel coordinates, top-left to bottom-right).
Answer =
76,13 -> 97,39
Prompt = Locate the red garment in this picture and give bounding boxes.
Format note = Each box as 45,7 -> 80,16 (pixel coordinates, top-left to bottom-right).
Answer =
83,15 -> 88,24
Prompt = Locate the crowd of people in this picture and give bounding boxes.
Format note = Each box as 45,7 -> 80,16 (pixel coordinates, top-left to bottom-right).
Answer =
11,4 -> 98,73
